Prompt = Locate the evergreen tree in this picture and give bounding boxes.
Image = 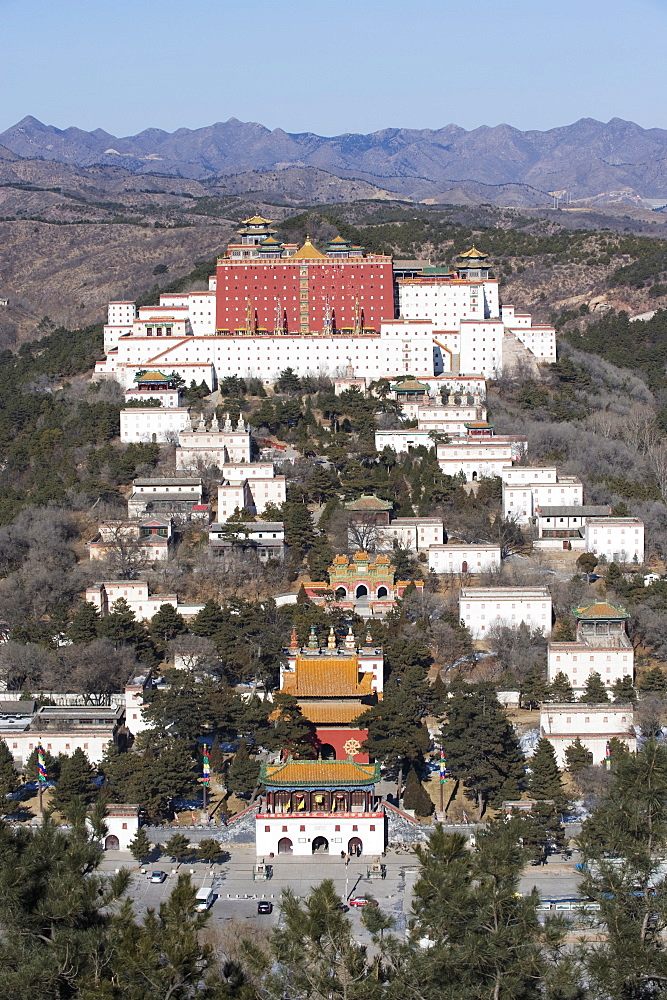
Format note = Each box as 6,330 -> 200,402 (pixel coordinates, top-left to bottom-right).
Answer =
551,616 -> 577,641
578,740 -> 667,998
129,827 -> 151,863
408,823 -> 574,999
190,600 -> 225,638
0,741 -> 18,801
225,738 -> 261,798
441,684 -> 526,817
565,737 -> 593,774
580,671 -> 610,703
283,503 -> 317,554
266,693 -> 317,756
165,832 -> 192,863
197,839 -> 225,864
51,748 -> 96,811
520,665 -> 548,709
612,673 -> 637,703
358,693 -> 430,793
402,766 -> 435,816
67,601 -> 101,643
639,666 -> 667,693
104,738 -> 197,821
527,738 -> 569,813
547,671 -> 575,702
511,801 -> 567,863
149,603 -> 186,650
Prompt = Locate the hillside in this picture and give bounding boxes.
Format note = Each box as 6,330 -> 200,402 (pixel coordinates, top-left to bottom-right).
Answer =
7,115 -> 667,206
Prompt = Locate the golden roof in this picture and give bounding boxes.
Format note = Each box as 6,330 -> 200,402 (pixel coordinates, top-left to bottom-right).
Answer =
328,236 -> 349,244
574,601 -> 628,620
290,237 -> 326,260
241,214 -> 273,225
282,656 -> 373,697
262,757 -> 378,786
458,245 -> 488,259
299,701 -> 369,724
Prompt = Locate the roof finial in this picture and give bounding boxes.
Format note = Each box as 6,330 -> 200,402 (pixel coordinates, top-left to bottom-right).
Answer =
365,626 -> 373,646
327,626 -> 336,650
289,626 -> 298,651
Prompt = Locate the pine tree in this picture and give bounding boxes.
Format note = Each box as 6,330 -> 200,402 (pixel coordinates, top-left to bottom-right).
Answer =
282,503 -> 316,554
520,665 -> 548,709
165,832 -> 192,863
580,671 -> 610,703
639,666 -> 667,693
149,603 -> 186,651
547,671 -> 575,702
197,839 -> 225,864
612,674 -> 637,703
67,601 -> 101,643
402,767 -> 435,816
225,738 -> 260,798
441,683 -> 526,817
0,740 -> 18,801
129,827 -> 151,863
51,748 -> 96,811
527,738 -> 569,812
564,737 -> 593,774
190,599 -> 225,638
266,692 -> 317,756
578,740 -> 667,998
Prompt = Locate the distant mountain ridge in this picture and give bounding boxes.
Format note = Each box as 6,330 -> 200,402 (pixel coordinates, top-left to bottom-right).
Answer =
4,115 -> 667,202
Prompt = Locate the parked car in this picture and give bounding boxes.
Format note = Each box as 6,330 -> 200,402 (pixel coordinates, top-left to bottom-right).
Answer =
149,871 -> 167,883
195,887 -> 215,912
349,896 -> 378,907
257,900 -> 273,914
336,903 -> 350,912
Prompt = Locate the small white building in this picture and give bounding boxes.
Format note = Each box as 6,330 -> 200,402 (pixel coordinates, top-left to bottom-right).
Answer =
541,704 -> 636,767
127,477 -> 209,522
584,517 -> 645,564
209,521 -> 286,562
175,413 -> 252,469
437,437 -> 527,482
120,406 -> 192,444
548,601 -> 633,694
89,517 -> 173,563
101,804 -> 140,851
428,543 -> 501,575
376,517 -> 444,552
0,705 -> 124,766
85,581 -> 203,622
534,505 -> 611,543
460,586 -> 552,638
217,476 -> 286,520
502,468 -> 584,524
124,671 -> 156,736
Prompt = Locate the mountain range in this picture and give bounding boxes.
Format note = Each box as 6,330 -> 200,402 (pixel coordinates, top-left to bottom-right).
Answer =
3,115 -> 667,204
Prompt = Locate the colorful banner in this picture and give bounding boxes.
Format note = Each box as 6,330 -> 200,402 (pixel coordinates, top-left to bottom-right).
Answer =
439,746 -> 447,784
37,744 -> 47,783
202,745 -> 211,786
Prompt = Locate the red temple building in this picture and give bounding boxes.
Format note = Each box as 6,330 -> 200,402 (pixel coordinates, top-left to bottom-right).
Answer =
215,216 -> 395,335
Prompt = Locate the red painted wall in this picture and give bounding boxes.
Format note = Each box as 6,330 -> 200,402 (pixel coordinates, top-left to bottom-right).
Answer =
315,727 -> 369,763
215,258 -> 395,332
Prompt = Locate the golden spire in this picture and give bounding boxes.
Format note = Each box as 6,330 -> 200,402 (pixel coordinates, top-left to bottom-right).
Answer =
327,626 -> 336,650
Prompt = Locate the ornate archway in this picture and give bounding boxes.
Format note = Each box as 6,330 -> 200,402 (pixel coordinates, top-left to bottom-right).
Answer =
355,584 -> 368,598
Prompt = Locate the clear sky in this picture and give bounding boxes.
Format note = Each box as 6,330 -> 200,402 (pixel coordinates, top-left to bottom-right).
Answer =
2,0 -> 666,137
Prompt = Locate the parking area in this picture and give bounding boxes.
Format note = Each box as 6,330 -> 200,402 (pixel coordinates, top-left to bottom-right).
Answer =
100,844 -> 585,940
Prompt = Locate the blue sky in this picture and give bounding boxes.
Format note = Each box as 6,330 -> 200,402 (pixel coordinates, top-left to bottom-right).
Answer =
2,0 -> 666,136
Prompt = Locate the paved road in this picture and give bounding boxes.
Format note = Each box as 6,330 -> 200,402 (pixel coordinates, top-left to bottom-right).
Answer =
100,845 -> 585,942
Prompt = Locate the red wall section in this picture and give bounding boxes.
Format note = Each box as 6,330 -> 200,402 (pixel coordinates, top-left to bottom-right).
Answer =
215,259 -> 395,332
315,727 -> 369,763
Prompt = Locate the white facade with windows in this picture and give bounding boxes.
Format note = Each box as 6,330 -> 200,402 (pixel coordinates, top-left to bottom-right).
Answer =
428,543 -> 501,575
460,587 -> 552,638
120,407 -> 191,443
255,814 -> 385,858
502,468 -> 584,524
548,643 -> 633,693
375,517 -> 444,552
540,704 -> 636,767
584,518 -> 645,564
436,438 -> 526,481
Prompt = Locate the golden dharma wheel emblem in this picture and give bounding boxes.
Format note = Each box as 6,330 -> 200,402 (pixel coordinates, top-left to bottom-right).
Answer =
343,738 -> 361,756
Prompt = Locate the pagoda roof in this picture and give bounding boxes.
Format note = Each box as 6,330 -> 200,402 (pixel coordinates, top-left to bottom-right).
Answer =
390,377 -> 430,391
259,236 -> 283,246
328,235 -> 350,245
241,215 -> 274,225
345,494 -> 393,512
574,601 -> 628,621
261,756 -> 379,787
299,700 -> 369,724
134,370 -> 172,383
290,237 -> 326,260
282,656 -> 373,697
458,245 -> 488,259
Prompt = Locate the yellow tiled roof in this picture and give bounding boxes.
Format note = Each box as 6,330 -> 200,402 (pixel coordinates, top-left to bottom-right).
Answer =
574,601 -> 628,619
282,656 -> 373,697
241,215 -> 273,225
458,245 -> 488,259
262,757 -> 378,786
290,237 -> 326,260
299,700 -> 369,724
